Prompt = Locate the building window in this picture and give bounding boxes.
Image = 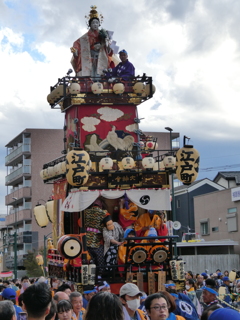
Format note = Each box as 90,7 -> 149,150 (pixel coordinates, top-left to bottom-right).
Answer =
177,199 -> 180,208
200,219 -> 209,236
212,227 -> 219,232
227,208 -> 238,232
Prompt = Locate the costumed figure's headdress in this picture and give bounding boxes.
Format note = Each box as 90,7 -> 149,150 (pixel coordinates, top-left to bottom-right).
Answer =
85,5 -> 104,27
102,213 -> 112,225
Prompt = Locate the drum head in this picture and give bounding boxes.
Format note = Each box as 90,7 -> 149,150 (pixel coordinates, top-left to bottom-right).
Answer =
131,248 -> 147,264
62,237 -> 82,259
152,248 -> 167,263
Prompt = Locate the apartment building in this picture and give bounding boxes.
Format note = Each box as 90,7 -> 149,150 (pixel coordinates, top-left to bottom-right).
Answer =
4,128 -> 63,271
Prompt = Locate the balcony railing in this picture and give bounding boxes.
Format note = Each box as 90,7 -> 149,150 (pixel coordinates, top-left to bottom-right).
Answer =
5,165 -> 31,184
5,144 -> 31,164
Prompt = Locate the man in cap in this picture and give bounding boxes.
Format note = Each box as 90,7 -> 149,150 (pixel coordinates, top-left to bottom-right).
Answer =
220,276 -> 232,305
1,287 -> 23,319
82,288 -> 97,309
106,49 -> 135,81
202,282 -> 222,311
119,283 -> 145,320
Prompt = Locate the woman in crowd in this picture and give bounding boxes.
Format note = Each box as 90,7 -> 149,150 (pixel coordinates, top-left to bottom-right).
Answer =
145,291 -> 185,320
57,299 -> 74,320
224,270 -> 229,277
84,291 -> 124,320
184,279 -> 199,311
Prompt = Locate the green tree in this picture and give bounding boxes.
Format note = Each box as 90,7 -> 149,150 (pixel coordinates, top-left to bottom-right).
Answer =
23,249 -> 44,277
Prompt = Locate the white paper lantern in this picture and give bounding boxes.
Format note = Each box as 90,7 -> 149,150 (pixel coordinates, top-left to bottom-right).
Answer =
99,157 -> 113,170
139,141 -> 145,149
142,157 -> 155,169
113,83 -> 125,94
68,82 -> 81,95
133,82 -> 145,95
47,166 -> 55,178
55,85 -> 64,98
34,204 -> 49,228
46,200 -> 54,223
47,94 -> 54,105
91,82 -> 103,94
163,156 -> 176,169
122,157 -> 135,169
144,83 -> 156,96
145,141 -> 158,150
49,88 -> 57,102
153,161 -> 165,171
60,161 -> 66,174
53,163 -> 61,176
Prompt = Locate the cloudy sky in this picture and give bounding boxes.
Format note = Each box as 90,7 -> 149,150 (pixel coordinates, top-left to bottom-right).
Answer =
1,0 -> 240,214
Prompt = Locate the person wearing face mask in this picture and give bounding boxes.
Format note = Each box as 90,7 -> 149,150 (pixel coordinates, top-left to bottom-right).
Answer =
70,6 -> 114,78
134,210 -> 163,237
102,213 -> 124,269
119,283 -> 145,320
16,276 -> 30,301
184,279 -> 200,313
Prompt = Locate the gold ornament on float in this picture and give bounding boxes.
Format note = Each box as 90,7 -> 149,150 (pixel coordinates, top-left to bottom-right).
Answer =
175,145 -> 200,185
36,254 -> 44,266
66,149 -> 90,187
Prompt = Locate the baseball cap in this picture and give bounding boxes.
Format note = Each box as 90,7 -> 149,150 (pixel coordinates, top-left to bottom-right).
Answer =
148,227 -> 157,237
2,288 -> 16,300
83,289 -> 97,294
120,283 -> 142,297
202,286 -> 219,296
222,276 -> 230,282
209,308 -> 240,320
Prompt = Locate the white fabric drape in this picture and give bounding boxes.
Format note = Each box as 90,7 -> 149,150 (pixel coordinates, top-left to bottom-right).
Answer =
61,189 -> 99,212
61,188 -> 170,212
126,189 -> 171,210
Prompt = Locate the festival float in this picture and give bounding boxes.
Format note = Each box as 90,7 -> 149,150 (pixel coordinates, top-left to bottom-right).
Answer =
37,6 -> 200,294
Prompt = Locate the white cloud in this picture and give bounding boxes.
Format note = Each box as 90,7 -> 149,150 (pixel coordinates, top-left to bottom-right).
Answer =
81,117 -> 101,132
0,0 -> 240,213
97,106 -> 123,122
126,124 -> 138,132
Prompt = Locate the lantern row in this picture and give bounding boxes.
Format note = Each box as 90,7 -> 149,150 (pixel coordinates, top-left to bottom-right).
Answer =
47,79 -> 156,106
40,144 -> 200,186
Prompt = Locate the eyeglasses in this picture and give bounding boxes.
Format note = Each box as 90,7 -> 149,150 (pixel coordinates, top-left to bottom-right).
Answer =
150,305 -> 168,311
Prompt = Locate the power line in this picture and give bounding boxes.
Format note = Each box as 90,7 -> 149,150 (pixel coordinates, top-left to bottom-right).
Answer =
200,163 -> 240,172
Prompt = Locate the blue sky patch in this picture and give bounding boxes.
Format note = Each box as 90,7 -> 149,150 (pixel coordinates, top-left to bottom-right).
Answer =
147,49 -> 162,63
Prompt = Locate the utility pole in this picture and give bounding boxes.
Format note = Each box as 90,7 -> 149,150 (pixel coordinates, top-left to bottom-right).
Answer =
14,232 -> 17,279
